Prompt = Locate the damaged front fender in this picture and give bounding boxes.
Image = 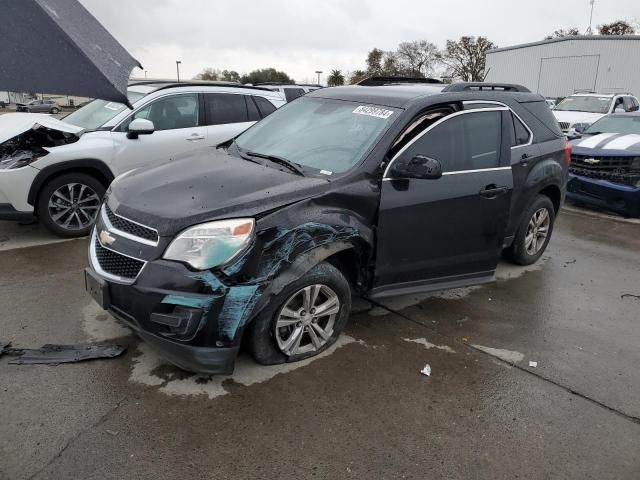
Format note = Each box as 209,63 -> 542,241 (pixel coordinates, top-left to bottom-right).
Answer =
0,114 -> 81,170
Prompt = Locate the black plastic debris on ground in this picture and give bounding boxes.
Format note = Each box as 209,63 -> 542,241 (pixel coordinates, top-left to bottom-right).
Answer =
0,340 -> 10,357
3,343 -> 126,365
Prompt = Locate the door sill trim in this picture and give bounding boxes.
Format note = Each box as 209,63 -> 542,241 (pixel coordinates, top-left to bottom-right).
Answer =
369,271 -> 495,299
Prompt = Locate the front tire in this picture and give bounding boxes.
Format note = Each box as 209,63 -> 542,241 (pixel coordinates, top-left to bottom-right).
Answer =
247,262 -> 352,365
503,194 -> 555,265
50,107 -> 60,114
36,173 -> 105,238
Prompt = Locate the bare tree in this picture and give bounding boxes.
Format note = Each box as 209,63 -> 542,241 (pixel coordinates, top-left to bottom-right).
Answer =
598,20 -> 636,35
438,36 -> 496,82
327,69 -> 345,86
396,40 -> 439,77
382,52 -> 402,76
545,28 -> 581,40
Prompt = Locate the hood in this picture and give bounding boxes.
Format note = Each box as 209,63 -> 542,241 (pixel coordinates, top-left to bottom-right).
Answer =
0,113 -> 83,143
571,133 -> 640,156
109,149 -> 330,237
553,110 -> 604,126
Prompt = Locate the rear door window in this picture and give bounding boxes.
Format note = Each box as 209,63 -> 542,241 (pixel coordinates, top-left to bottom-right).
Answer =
204,93 -> 249,125
253,96 -> 277,117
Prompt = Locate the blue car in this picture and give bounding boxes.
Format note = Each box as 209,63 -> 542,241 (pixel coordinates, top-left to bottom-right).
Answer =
568,113 -> 640,217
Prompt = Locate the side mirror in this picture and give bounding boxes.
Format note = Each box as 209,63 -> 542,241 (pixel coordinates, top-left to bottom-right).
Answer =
391,155 -> 442,180
127,118 -> 155,139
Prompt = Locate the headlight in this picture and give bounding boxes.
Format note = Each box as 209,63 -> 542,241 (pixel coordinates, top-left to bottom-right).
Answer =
163,218 -> 254,270
0,150 -> 40,169
631,157 -> 640,171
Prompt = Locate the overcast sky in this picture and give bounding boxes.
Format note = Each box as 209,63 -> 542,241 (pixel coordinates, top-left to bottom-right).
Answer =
80,0 -> 639,84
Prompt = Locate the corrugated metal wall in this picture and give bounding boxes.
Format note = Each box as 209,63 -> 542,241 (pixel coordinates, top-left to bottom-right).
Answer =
485,38 -> 640,98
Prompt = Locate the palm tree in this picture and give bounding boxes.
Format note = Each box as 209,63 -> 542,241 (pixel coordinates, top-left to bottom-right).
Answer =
327,69 -> 345,87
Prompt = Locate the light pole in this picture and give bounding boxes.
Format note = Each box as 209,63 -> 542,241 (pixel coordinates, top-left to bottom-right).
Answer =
315,70 -> 323,85
586,0 -> 595,34
176,60 -> 182,82
144,70 -> 148,79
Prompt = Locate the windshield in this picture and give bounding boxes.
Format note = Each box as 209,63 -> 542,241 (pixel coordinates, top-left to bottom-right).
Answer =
554,96 -> 612,114
63,90 -> 147,129
234,97 -> 398,174
585,115 -> 640,135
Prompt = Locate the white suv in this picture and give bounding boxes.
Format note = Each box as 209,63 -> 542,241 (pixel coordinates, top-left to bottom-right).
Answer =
553,92 -> 640,136
0,81 -> 285,237
257,84 -> 321,102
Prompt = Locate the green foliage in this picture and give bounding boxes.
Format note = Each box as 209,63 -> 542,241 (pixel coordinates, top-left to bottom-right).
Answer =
194,68 -> 241,82
327,70 -> 345,87
598,20 -> 635,35
545,28 -> 581,40
348,70 -> 367,85
240,68 -> 293,85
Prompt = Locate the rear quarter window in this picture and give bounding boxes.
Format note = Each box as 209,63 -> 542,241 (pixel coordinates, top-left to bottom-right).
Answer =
254,96 -> 277,117
519,101 -> 563,139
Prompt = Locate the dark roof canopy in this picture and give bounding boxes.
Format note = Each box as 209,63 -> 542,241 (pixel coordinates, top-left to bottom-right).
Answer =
0,0 -> 141,106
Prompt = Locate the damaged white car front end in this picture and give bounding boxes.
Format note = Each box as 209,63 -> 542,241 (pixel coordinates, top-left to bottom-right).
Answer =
0,113 -> 83,219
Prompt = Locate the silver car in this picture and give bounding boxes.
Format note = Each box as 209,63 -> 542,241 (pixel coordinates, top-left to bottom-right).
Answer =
16,99 -> 61,114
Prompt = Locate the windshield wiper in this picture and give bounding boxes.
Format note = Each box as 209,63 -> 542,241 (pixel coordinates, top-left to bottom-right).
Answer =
246,151 -> 305,176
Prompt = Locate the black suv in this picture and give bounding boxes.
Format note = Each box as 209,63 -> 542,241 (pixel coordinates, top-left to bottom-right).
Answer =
85,81 -> 569,374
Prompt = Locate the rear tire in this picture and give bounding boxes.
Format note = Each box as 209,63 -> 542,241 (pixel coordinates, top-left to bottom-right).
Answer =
247,262 -> 352,365
36,173 -> 105,238
503,194 -> 555,266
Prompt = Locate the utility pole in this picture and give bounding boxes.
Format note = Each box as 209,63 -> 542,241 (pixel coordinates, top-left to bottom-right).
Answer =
176,60 -> 182,82
586,0 -> 595,34
315,70 -> 323,85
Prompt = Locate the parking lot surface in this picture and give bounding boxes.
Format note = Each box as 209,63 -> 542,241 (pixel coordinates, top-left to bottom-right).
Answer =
1,208 -> 639,480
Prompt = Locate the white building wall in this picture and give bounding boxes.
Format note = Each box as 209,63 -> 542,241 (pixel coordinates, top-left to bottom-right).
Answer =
485,37 -> 640,98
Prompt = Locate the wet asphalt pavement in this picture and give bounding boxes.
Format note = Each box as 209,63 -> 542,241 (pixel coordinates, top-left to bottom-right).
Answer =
1,208 -> 639,480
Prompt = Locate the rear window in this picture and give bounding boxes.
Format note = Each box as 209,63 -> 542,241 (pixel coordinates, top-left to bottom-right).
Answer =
519,101 -> 563,137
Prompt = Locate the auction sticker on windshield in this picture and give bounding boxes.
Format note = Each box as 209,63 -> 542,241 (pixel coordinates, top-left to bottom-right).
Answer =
353,105 -> 394,120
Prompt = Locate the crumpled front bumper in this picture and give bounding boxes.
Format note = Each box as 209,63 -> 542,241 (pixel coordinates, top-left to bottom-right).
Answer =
85,226 -> 265,374
567,173 -> 640,217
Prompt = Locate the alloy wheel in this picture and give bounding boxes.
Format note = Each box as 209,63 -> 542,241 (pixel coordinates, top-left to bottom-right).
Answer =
525,207 -> 550,255
275,284 -> 340,356
47,182 -> 101,231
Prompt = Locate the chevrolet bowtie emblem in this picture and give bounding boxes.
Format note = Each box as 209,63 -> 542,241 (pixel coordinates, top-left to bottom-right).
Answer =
583,157 -> 600,165
99,229 -> 116,246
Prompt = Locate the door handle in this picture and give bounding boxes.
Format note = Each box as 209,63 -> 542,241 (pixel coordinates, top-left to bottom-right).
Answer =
186,134 -> 205,141
479,185 -> 508,199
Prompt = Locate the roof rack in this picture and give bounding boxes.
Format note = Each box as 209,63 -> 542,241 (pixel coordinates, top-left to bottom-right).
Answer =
357,76 -> 444,86
129,80 -> 275,93
442,82 -> 531,93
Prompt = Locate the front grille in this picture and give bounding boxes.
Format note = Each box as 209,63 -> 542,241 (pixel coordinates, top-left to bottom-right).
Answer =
559,122 -> 570,131
570,155 -> 638,172
94,237 -> 145,279
104,204 -> 158,243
